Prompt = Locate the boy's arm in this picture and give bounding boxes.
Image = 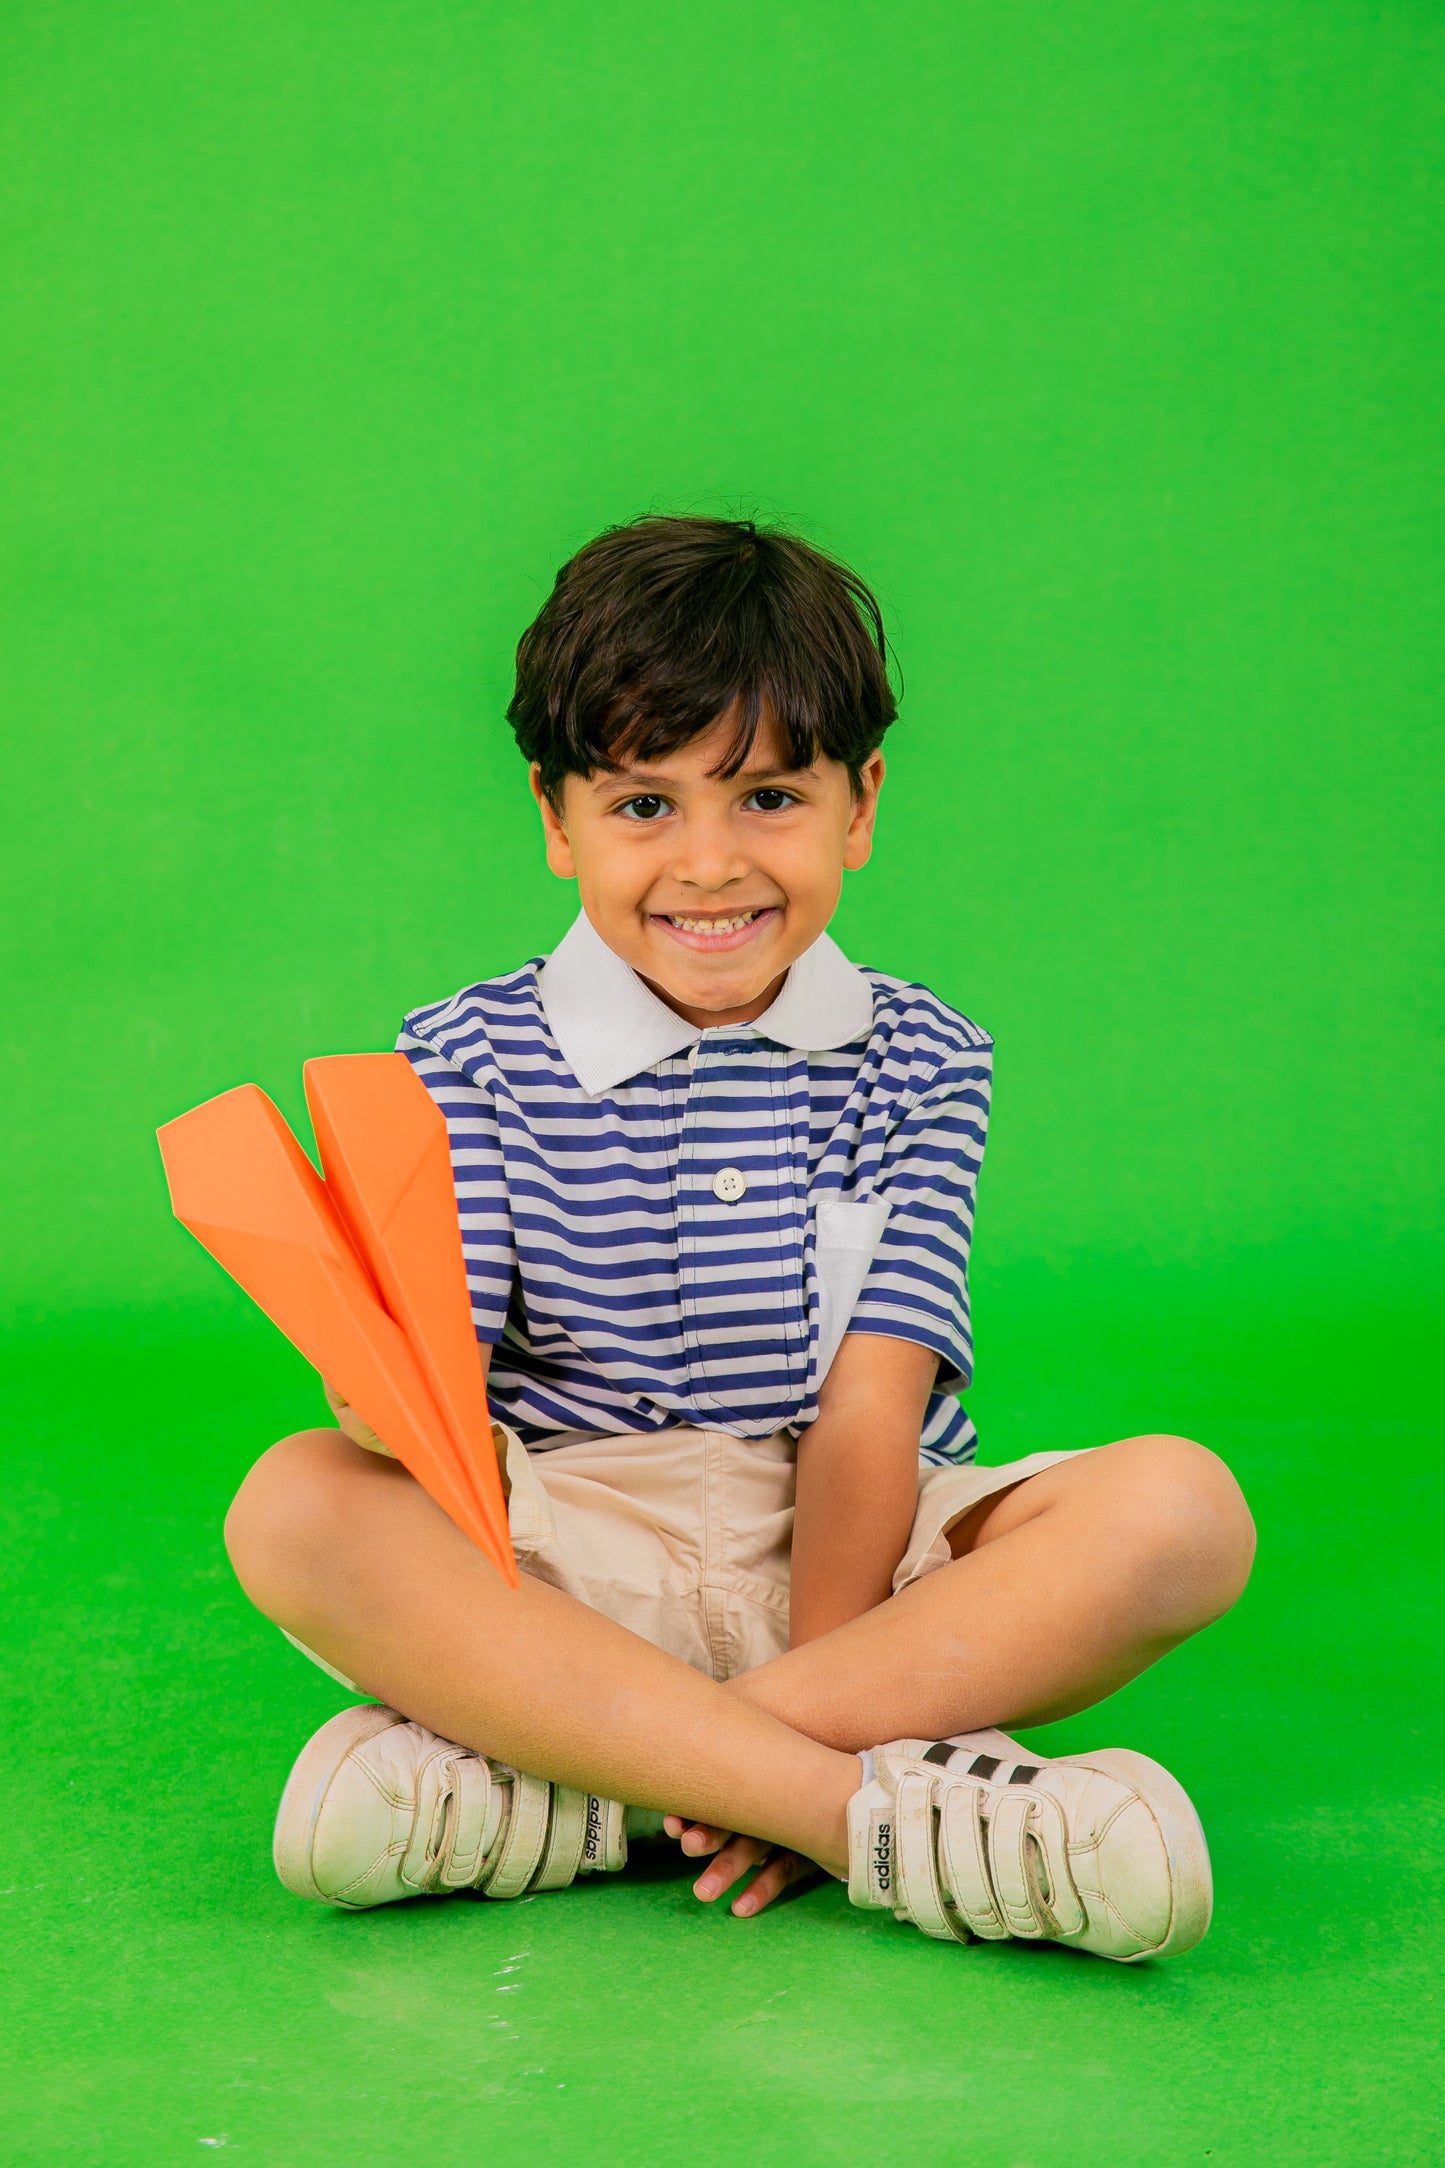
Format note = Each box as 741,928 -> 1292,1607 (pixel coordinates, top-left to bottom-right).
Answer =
788,1332 -> 941,1647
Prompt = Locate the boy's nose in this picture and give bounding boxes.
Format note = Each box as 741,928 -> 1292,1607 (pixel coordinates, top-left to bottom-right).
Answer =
668,827 -> 754,895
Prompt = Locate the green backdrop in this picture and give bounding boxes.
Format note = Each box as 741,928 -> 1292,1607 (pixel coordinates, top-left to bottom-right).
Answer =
2,3 -> 1440,2163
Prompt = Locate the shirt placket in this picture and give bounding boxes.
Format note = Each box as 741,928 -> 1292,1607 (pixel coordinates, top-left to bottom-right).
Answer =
675,1035 -> 810,1422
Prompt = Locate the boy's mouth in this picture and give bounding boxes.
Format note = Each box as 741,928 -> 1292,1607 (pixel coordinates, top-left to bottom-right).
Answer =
650,906 -> 779,953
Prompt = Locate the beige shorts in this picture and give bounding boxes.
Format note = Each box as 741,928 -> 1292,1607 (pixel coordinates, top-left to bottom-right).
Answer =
289,1425 -> 1081,1691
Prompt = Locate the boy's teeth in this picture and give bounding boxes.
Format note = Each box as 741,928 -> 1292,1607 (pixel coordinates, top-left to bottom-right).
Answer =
667,911 -> 761,933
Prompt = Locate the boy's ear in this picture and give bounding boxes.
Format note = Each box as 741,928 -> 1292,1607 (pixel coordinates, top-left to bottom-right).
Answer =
529,764 -> 578,880
842,749 -> 886,872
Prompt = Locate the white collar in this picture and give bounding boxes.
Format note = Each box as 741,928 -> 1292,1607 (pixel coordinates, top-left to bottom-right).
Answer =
537,909 -> 874,1096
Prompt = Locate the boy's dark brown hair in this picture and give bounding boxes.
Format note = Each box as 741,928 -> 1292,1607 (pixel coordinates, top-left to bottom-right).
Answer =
507,514 -> 898,804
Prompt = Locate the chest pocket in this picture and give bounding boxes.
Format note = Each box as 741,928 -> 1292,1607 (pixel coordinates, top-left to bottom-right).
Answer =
812,1197 -> 892,1387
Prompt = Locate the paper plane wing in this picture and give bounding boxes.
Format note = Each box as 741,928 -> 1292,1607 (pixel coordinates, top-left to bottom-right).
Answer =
157,1084 -> 511,1573
303,1053 -> 514,1582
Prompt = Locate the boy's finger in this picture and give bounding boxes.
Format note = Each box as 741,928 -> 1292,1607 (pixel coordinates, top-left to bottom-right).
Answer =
661,1813 -> 729,1851
677,1822 -> 728,1856
732,1851 -> 818,1917
692,1834 -> 771,1902
696,1835 -> 785,1901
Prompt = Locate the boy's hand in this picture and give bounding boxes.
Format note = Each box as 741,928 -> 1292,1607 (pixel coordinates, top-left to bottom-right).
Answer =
662,1815 -> 820,1915
321,1379 -> 395,1457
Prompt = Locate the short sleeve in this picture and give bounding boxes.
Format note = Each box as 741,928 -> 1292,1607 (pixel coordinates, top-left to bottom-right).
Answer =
397,1028 -> 516,1346
844,1052 -> 992,1389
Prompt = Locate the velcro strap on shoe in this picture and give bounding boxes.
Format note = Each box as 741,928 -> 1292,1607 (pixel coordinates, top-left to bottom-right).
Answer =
1024,1790 -> 1085,1937
987,1790 -> 1086,1939
529,1786 -> 589,1892
892,1771 -> 970,1943
579,1795 -> 629,1873
403,1744 -> 496,1893
437,1756 -> 498,1888
936,1780 -> 1009,1939
480,1767 -> 553,1901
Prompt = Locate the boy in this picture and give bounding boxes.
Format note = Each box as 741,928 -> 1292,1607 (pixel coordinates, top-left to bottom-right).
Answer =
225,516 -> 1254,1959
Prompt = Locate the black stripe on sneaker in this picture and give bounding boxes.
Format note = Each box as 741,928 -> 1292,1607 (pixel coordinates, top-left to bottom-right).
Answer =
923,1743 -> 956,1766
968,1754 -> 1002,1779
1008,1765 -> 1040,1785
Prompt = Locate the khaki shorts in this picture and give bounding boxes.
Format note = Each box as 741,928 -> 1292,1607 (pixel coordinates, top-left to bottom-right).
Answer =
288,1425 -> 1082,1690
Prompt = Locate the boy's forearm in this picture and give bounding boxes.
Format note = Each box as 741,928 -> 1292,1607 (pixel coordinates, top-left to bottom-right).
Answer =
789,1418 -> 921,1645
787,1333 -> 941,1648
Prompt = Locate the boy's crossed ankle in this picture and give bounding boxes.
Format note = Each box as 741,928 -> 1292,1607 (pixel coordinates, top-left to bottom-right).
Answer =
274,1706 -> 1212,1962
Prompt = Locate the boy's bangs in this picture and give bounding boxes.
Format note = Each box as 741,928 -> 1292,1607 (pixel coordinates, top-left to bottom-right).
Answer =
592,680 -> 823,781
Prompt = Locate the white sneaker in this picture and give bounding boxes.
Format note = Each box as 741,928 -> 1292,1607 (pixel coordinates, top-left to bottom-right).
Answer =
847,1727 -> 1213,1962
273,1704 -> 631,1910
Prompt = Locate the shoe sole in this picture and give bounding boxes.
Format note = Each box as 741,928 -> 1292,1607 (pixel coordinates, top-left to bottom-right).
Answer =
1065,1746 -> 1214,1961
272,1701 -> 405,1906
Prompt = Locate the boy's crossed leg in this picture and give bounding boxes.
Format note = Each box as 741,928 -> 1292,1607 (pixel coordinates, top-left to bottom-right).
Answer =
666,1435 -> 1253,1910
224,1429 -> 1253,1957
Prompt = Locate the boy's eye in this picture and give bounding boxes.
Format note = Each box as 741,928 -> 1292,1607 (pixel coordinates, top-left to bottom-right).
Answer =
618,795 -> 670,821
745,788 -> 796,812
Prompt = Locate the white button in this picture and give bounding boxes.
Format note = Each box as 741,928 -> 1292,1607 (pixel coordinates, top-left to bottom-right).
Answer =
712,1166 -> 748,1204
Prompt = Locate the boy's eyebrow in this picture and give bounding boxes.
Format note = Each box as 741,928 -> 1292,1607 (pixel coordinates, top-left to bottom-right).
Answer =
593,763 -> 817,790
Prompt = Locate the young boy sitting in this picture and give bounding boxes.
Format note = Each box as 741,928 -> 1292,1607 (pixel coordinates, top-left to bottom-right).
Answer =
225,515 -> 1255,1961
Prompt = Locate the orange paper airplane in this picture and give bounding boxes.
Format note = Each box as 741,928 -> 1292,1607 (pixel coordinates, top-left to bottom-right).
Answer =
157,1055 -> 517,1585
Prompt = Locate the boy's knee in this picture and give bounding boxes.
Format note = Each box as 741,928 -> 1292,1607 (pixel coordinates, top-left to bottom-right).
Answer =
1103,1433 -> 1256,1631
223,1427 -> 356,1618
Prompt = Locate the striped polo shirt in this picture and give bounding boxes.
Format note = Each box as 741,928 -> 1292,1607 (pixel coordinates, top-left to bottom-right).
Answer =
399,910 -> 993,1465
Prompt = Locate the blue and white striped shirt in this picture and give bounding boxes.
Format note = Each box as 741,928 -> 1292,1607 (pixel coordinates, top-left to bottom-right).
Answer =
399,911 -> 993,1465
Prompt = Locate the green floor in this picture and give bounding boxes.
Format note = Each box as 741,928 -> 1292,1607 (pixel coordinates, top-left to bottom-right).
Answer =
5,1298 -> 1440,2166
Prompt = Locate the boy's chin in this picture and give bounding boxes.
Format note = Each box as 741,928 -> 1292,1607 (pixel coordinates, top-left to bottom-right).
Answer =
637,944 -> 792,1023
649,962 -> 776,1010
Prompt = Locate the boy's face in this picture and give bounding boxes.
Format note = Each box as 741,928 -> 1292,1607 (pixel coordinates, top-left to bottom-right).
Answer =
531,707 -> 885,1027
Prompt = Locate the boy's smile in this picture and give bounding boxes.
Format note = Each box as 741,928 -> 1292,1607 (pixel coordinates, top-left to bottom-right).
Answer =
531,706 -> 884,1030
652,905 -> 782,953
